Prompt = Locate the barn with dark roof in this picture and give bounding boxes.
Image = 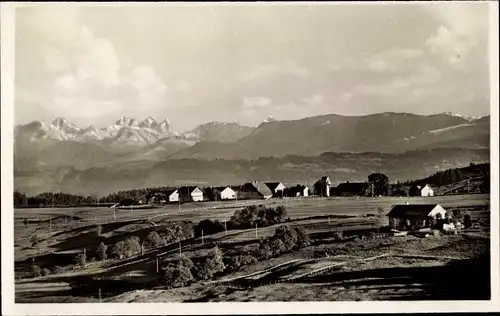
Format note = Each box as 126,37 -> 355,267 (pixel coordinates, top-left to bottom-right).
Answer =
388,203 -> 447,231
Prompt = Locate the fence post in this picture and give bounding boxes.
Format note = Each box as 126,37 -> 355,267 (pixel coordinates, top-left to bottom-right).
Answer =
99,288 -> 102,303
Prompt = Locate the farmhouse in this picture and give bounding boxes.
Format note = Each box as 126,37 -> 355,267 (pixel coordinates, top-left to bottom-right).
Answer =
332,182 -> 370,197
238,181 -> 273,200
314,176 -> 331,197
409,184 -> 436,197
265,182 -> 287,197
388,203 -> 447,231
165,189 -> 179,203
285,185 -> 309,197
212,186 -> 238,200
177,186 -> 204,203
420,184 -> 435,197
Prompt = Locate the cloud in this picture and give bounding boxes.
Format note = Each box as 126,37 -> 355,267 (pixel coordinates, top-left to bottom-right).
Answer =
243,60 -> 307,81
243,96 -> 273,110
300,94 -> 324,106
423,3 -> 488,65
356,62 -> 442,97
19,6 -> 168,119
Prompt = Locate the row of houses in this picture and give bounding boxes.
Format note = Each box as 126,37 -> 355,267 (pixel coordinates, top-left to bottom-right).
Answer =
313,176 -> 436,198
144,181 -> 311,204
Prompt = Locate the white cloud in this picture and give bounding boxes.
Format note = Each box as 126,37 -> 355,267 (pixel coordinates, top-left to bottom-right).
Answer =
243,60 -> 307,81
25,6 -> 168,118
300,94 -> 324,106
423,3 -> 488,65
243,96 -> 272,109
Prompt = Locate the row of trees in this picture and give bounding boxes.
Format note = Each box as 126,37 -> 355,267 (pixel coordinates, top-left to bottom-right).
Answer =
159,224 -> 311,288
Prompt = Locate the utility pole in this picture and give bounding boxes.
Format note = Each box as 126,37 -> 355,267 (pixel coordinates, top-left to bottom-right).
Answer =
113,207 -> 116,221
255,223 -> 258,239
156,257 -> 159,273
467,179 -> 470,194
99,288 -> 102,303
179,241 -> 182,257
201,230 -> 204,245
371,183 -> 375,198
224,217 -> 227,235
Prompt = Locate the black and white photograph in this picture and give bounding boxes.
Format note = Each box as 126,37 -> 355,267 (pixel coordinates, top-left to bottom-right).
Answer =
1,1 -> 499,314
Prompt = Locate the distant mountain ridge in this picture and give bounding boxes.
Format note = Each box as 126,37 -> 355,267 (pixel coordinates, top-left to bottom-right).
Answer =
13,112 -> 490,195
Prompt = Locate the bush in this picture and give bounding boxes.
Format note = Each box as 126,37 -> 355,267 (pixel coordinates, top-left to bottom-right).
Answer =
31,265 -> 42,277
96,224 -> 103,237
293,226 -> 310,248
159,262 -> 194,289
75,251 -> 87,266
269,238 -> 286,257
54,266 -> 65,274
194,246 -> 225,280
274,225 -> 298,252
42,268 -> 51,276
333,231 -> 344,241
258,241 -> 273,260
124,236 -> 141,257
464,213 -> 472,229
146,231 -> 163,249
112,241 -> 126,259
97,242 -> 108,261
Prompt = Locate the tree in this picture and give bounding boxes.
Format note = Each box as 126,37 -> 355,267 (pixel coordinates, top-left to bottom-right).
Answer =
97,242 -> 108,261
159,262 -> 194,288
463,213 -> 472,229
294,226 -> 310,248
258,241 -> 273,260
75,251 -> 87,266
146,231 -> 163,249
274,225 -> 298,252
368,173 -> 389,196
42,268 -> 51,276
269,238 -> 286,257
112,241 -> 126,259
124,236 -> 141,257
31,264 -> 42,278
96,225 -> 103,237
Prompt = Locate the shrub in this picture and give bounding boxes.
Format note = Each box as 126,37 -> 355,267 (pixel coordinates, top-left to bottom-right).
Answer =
224,256 -> 241,272
274,225 -> 298,252
293,226 -> 310,248
258,241 -> 273,260
179,255 -> 194,270
269,238 -> 286,257
75,251 -> 87,266
333,231 -> 344,241
146,231 -> 163,249
124,236 -> 141,257
112,241 -> 126,259
31,265 -> 42,277
54,266 -> 64,274
159,262 -> 194,289
463,213 -> 472,229
194,246 -> 226,280
230,205 -> 289,229
97,242 -> 108,261
42,268 -> 51,276
96,224 -> 103,237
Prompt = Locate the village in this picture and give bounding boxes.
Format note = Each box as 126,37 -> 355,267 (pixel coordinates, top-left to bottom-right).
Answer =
120,176 -> 440,207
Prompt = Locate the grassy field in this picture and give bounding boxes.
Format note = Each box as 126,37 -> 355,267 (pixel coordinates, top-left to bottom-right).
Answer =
14,194 -> 491,302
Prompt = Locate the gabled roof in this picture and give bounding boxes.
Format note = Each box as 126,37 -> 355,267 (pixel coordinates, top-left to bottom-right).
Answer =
177,186 -> 203,195
388,204 -> 442,219
242,182 -> 273,196
162,188 -> 178,196
286,184 -> 309,195
265,182 -> 285,192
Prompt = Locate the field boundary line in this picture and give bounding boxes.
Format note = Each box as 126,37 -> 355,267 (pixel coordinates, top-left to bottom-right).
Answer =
287,253 -> 391,282
205,258 -> 308,285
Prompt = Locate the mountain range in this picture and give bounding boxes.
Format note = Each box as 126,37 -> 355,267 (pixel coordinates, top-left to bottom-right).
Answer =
14,112 -> 490,196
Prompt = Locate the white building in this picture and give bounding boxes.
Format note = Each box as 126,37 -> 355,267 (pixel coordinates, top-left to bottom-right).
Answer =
168,189 -> 179,203
421,184 -> 435,197
219,186 -> 237,200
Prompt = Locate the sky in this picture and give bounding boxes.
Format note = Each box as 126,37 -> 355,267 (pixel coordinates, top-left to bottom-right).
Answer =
14,2 -> 491,132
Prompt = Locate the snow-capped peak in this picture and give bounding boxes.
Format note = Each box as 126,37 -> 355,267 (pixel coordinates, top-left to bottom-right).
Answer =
116,116 -> 139,127
158,119 -> 170,133
442,112 -> 480,122
263,116 -> 277,123
139,116 -> 158,129
51,117 -> 68,128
